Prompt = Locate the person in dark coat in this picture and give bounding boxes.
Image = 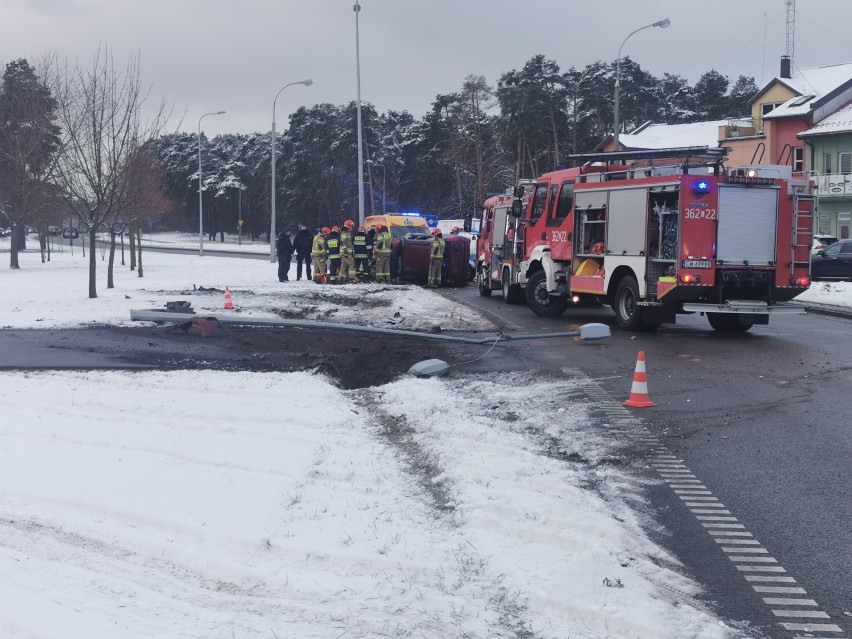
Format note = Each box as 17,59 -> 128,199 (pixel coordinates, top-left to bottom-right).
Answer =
293,224 -> 313,280
276,229 -> 293,282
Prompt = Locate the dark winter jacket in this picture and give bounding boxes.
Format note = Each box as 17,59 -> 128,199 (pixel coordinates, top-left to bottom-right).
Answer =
326,231 -> 341,258
293,229 -> 313,256
276,232 -> 293,258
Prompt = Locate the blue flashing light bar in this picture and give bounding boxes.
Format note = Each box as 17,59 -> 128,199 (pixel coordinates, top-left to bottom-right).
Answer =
692,180 -> 712,195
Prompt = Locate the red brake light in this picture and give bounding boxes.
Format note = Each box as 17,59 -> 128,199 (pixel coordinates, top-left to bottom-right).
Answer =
680,274 -> 701,284
796,276 -> 810,287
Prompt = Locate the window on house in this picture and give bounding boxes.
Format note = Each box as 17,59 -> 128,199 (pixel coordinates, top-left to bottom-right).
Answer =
793,147 -> 804,173
761,102 -> 783,116
840,152 -> 852,175
824,153 -> 833,174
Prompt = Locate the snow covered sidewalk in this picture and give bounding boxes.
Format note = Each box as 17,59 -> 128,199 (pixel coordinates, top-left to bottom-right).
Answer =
0,369 -> 734,638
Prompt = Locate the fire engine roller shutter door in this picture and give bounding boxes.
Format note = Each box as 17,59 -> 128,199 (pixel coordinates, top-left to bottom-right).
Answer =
607,188 -> 648,256
716,185 -> 779,265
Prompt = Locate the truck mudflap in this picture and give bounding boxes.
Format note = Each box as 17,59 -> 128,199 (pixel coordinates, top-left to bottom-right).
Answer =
681,300 -> 806,315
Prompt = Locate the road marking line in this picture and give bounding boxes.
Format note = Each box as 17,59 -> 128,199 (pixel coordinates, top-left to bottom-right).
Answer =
580,389 -> 839,635
772,610 -> 830,619
780,623 -> 843,632
753,586 -> 804,594
763,598 -> 818,606
730,556 -> 779,563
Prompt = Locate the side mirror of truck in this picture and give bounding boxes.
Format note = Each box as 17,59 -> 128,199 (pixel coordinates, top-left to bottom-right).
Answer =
463,216 -> 472,233
511,200 -> 523,218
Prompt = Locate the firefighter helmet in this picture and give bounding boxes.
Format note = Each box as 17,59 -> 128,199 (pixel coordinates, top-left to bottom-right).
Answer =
321,226 -> 330,235
432,228 -> 442,236
451,226 -> 460,233
375,224 -> 384,232
331,225 -> 340,233
343,219 -> 354,229
358,225 -> 366,232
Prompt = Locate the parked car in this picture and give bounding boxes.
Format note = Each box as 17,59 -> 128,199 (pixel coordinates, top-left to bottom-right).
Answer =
0,227 -> 9,238
812,234 -> 839,254
811,239 -> 852,281
62,228 -> 79,239
48,225 -> 61,236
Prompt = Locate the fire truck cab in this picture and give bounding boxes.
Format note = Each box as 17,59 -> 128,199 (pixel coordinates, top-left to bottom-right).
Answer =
476,147 -> 813,332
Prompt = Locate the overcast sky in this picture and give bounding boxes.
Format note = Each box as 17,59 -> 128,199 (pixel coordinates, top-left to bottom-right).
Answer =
2,0 -> 851,137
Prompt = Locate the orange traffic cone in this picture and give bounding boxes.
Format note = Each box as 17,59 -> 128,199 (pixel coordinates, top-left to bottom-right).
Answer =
623,351 -> 657,407
223,286 -> 234,309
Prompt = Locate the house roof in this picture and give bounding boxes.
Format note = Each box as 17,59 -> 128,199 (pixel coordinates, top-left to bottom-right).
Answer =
760,62 -> 852,119
604,120 -> 728,151
799,101 -> 852,137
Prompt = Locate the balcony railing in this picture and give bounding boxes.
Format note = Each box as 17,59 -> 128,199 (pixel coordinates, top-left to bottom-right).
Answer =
816,173 -> 852,196
722,117 -> 763,139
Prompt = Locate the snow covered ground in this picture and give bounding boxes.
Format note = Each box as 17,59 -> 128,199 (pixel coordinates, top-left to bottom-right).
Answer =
1,235 -> 849,638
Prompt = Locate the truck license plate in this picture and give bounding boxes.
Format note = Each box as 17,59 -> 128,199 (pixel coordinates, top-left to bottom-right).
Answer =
682,260 -> 712,269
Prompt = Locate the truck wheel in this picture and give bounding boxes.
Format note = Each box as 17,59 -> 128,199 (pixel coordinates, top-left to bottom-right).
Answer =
502,269 -> 524,304
613,276 -> 645,330
707,312 -> 753,332
525,269 -> 567,317
478,267 -> 492,297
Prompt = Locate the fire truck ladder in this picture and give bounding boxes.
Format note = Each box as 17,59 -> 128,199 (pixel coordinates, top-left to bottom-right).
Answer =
792,193 -> 814,270
567,146 -> 730,175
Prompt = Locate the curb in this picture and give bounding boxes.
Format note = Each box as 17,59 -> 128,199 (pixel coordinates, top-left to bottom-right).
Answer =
790,301 -> 852,320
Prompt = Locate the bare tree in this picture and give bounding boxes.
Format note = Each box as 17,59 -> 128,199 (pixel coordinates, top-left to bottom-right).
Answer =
52,46 -> 167,297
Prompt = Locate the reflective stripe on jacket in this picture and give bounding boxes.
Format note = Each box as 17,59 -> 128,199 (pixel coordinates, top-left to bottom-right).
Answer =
339,230 -> 353,255
311,234 -> 327,256
353,231 -> 368,258
431,238 -> 445,260
326,232 -> 341,258
375,230 -> 392,254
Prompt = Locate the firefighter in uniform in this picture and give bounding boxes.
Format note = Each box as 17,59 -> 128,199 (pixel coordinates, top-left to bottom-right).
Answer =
427,228 -> 445,287
365,225 -> 376,278
326,226 -> 341,283
373,224 -> 392,283
311,227 -> 329,284
353,225 -> 369,281
339,219 -> 356,283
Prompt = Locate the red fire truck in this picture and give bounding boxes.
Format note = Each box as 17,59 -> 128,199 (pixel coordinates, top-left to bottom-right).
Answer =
474,147 -> 814,332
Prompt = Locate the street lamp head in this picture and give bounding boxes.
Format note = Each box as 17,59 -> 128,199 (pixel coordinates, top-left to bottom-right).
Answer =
301,79 -> 313,87
653,18 -> 671,29
214,110 -> 226,114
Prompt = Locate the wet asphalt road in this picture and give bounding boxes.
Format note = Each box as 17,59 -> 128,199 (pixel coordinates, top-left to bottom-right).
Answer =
443,285 -> 852,638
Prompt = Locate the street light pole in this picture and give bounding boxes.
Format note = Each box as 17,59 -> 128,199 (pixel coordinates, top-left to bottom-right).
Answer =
198,110 -> 226,256
270,79 -> 313,263
354,0 -> 365,227
613,18 -> 670,152
367,160 -> 385,216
